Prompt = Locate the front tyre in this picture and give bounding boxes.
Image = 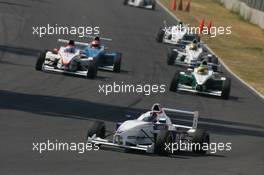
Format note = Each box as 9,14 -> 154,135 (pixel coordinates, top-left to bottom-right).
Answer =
35,50 -> 47,71
167,50 -> 177,65
156,27 -> 165,43
86,121 -> 106,140
152,1 -> 156,10
221,77 -> 231,99
86,60 -> 97,79
170,71 -> 180,92
123,0 -> 128,5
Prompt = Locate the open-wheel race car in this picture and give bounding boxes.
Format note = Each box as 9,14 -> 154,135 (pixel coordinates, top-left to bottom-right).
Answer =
170,63 -> 231,99
35,37 -> 122,79
86,103 -> 210,155
167,40 -> 220,72
35,39 -> 97,79
124,0 -> 156,10
156,21 -> 200,45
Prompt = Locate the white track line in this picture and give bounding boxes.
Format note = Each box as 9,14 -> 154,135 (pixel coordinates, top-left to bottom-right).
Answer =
157,0 -> 264,100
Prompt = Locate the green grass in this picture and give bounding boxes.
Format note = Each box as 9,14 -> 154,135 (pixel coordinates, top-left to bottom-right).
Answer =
160,0 -> 264,94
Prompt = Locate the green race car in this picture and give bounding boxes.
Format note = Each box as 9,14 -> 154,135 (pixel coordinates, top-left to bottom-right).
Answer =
170,68 -> 231,99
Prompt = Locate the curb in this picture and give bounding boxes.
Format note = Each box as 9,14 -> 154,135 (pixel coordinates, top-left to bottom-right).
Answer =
157,0 -> 264,101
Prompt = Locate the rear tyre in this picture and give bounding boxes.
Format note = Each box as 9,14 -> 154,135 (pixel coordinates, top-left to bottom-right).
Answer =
167,50 -> 177,65
155,130 -> 173,155
35,50 -> 47,71
86,121 -> 106,140
211,57 -> 219,72
113,53 -> 122,73
156,27 -> 165,43
170,71 -> 180,92
190,129 -> 209,154
86,60 -> 97,79
221,77 -> 231,99
123,0 -> 128,5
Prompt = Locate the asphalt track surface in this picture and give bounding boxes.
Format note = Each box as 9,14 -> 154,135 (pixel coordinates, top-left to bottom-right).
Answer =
0,0 -> 263,175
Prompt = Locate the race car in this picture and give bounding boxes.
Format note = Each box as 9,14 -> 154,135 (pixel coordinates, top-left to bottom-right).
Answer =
87,103 -> 210,155
123,0 -> 156,10
167,40 -> 220,71
156,21 -> 200,45
62,37 -> 122,73
35,40 -> 97,79
170,63 -> 231,99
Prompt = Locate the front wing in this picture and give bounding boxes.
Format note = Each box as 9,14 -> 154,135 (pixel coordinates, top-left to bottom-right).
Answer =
177,84 -> 222,97
87,135 -> 155,153
42,65 -> 88,77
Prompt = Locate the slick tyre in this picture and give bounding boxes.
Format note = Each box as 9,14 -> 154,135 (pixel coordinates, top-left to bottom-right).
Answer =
155,130 -> 173,155
86,60 -> 97,79
156,27 -> 165,43
211,57 -> 219,72
152,1 -> 156,10
86,121 -> 106,139
167,50 -> 177,65
170,71 -> 180,92
113,53 -> 122,73
35,50 -> 47,71
190,129 -> 209,154
221,77 -> 231,100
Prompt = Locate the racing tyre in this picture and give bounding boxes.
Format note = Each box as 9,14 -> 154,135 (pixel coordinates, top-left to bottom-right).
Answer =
221,77 -> 231,100
152,1 -> 156,10
167,50 -> 177,65
86,60 -> 97,79
170,71 -> 180,92
123,0 -> 128,5
211,57 -> 219,72
113,53 -> 122,73
86,121 -> 106,139
156,27 -> 165,43
35,50 -> 47,71
155,130 -> 173,155
190,129 -> 209,154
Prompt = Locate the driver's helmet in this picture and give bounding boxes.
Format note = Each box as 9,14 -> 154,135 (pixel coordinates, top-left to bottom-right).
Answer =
190,39 -> 198,50
65,40 -> 76,53
178,21 -> 183,26
197,61 -> 208,74
90,36 -> 101,49
69,40 -> 75,46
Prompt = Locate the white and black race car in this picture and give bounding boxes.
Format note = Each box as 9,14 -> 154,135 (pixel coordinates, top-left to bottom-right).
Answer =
156,22 -> 200,45
124,0 -> 156,10
167,41 -> 220,71
87,103 -> 210,155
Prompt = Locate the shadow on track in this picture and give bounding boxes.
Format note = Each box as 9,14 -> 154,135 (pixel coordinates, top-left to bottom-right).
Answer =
0,45 -> 41,57
0,90 -> 263,138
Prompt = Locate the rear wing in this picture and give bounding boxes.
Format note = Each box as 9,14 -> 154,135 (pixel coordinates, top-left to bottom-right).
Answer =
85,35 -> 112,41
58,39 -> 89,47
163,108 -> 199,129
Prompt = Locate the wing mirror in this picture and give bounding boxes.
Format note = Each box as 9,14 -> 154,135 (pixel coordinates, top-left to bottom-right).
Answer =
125,114 -> 131,119
187,68 -> 193,72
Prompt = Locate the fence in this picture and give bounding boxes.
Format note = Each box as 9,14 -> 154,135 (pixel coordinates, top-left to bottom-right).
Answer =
240,0 -> 264,11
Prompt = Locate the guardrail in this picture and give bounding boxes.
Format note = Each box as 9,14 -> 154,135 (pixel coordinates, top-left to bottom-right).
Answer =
240,0 -> 264,11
